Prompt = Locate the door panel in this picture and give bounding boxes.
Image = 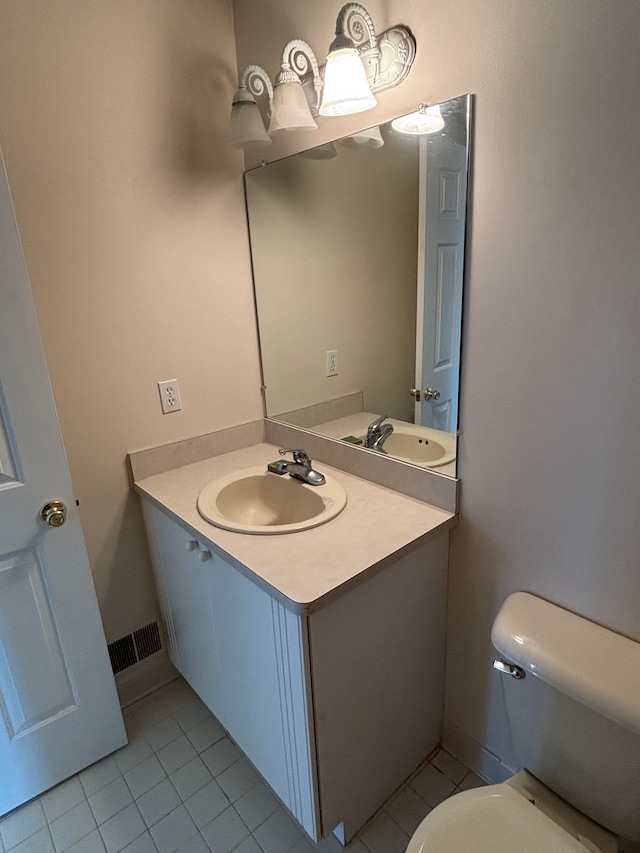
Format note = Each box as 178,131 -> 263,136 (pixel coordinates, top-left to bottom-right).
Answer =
0,151 -> 126,815
415,133 -> 467,432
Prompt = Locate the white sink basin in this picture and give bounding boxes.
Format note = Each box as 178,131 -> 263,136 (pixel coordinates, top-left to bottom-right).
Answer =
197,466 -> 347,535
355,429 -> 456,467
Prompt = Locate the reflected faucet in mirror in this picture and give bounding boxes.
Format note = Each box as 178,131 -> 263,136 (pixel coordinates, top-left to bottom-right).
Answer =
244,94 -> 472,478
365,415 -> 393,453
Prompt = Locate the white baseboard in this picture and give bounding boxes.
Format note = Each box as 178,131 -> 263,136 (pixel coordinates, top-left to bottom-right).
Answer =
116,651 -> 178,708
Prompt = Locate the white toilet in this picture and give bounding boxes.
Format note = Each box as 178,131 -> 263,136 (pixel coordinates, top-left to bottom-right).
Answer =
407,592 -> 640,852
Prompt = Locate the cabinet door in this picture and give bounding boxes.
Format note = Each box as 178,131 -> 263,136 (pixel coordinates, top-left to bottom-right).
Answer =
209,562 -> 319,839
141,500 -> 318,839
141,501 -> 222,717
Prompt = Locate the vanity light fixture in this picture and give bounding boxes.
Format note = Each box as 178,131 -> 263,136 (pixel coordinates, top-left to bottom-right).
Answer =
228,65 -> 273,148
268,40 -> 322,134
391,103 -> 445,136
229,4 -> 416,147
319,4 -> 416,117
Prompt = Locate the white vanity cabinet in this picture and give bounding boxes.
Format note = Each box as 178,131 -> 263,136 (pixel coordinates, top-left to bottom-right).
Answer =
141,496 -> 449,843
141,501 -> 318,836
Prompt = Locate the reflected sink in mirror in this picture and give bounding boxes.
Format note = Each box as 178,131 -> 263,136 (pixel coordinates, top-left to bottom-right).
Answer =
197,466 -> 347,535
353,430 -> 454,467
311,413 -> 456,474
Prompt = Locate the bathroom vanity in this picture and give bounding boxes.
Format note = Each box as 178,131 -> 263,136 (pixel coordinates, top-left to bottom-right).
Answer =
134,440 -> 456,843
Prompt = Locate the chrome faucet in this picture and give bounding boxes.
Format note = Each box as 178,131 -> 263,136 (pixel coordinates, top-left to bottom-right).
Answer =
365,415 -> 394,453
270,448 -> 326,486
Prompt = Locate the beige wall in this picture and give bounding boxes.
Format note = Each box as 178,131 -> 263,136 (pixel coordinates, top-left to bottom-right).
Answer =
1,0 -> 639,785
0,0 -> 263,641
233,1 -> 640,776
246,136 -> 417,422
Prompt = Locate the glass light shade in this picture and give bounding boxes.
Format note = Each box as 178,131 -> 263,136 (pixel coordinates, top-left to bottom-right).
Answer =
391,104 -> 445,136
339,125 -> 384,149
268,80 -> 318,134
228,100 -> 271,148
319,47 -> 377,117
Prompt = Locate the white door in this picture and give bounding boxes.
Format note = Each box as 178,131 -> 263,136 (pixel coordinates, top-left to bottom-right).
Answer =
415,121 -> 468,432
0,152 -> 126,816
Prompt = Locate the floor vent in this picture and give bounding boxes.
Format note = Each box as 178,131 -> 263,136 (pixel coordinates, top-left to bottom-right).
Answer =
108,621 -> 163,675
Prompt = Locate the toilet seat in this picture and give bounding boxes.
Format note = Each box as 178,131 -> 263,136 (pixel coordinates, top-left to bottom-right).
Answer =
406,783 -> 592,853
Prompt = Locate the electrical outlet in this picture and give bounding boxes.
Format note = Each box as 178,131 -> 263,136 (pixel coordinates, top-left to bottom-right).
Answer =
326,350 -> 338,376
158,379 -> 182,414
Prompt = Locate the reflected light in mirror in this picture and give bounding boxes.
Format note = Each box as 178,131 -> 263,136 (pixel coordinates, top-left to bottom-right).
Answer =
339,125 -> 384,149
299,141 -> 338,160
391,104 -> 445,135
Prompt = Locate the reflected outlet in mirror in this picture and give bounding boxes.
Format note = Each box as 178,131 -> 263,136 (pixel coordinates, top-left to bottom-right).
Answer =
245,95 -> 472,477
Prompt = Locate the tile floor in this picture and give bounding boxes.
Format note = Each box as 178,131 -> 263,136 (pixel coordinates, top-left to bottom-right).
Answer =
0,678 -> 485,853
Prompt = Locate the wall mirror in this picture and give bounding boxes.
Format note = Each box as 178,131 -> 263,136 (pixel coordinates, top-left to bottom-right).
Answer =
245,94 -> 471,477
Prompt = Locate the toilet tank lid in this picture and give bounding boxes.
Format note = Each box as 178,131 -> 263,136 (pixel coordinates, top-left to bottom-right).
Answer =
492,592 -> 640,735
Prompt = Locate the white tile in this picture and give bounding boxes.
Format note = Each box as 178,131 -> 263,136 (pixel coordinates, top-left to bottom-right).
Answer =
230,838 -> 263,853
80,758 -> 122,799
120,832 -> 157,853
410,764 -> 456,808
183,780 -> 229,830
10,827 -> 55,853
429,750 -> 468,785
174,833 -> 210,853
148,806 -> 198,853
90,778 -> 133,826
131,699 -> 170,732
137,781 -> 181,829
184,718 -> 224,754
315,836 -> 368,852
41,778 -> 87,823
286,840 -> 315,853
114,738 -> 154,776
199,807 -> 249,853
49,801 -> 97,853
358,812 -> 410,853
251,807 -> 303,853
156,738 -> 198,777
200,739 -> 240,778
125,757 -> 166,800
66,829 -> 107,853
458,770 -> 486,791
99,804 -> 146,853
123,716 -> 142,743
144,719 -> 182,754
215,759 -> 259,804
0,799 -> 46,849
171,700 -> 210,735
169,758 -> 212,802
157,681 -> 196,714
233,781 -> 279,832
384,785 -> 431,836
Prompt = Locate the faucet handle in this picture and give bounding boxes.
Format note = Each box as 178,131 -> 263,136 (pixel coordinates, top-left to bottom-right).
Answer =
368,414 -> 390,430
278,448 -> 311,465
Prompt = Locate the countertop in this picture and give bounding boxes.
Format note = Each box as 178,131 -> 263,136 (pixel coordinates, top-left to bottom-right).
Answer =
135,442 -> 456,613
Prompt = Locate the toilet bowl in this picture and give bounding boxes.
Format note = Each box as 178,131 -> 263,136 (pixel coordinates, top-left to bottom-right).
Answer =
406,771 -> 616,853
406,593 -> 640,852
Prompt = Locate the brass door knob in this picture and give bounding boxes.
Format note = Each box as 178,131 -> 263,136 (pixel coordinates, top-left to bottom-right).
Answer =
410,388 -> 421,401
40,500 -> 67,528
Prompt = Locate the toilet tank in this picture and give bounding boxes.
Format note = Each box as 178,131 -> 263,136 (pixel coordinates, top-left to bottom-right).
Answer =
492,592 -> 640,843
